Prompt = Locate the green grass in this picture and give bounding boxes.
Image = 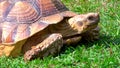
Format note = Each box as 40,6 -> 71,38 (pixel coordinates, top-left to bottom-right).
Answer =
0,0 -> 120,68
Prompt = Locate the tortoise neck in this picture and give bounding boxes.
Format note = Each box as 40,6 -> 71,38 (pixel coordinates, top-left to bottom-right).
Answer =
48,18 -> 79,37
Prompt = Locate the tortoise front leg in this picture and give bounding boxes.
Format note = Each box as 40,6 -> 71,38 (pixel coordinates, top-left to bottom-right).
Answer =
81,26 -> 100,42
63,36 -> 82,45
24,34 -> 63,61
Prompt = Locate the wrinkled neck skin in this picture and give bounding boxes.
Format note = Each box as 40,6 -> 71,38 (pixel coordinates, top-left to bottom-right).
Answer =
48,18 -> 81,39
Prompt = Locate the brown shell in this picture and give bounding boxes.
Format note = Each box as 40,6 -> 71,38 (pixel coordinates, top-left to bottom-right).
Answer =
0,0 -> 77,43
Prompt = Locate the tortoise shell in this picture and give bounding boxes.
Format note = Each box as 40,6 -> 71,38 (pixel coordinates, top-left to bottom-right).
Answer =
0,0 -> 76,43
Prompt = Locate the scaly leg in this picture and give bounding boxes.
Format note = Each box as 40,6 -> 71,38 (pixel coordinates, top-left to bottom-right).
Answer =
63,36 -> 82,45
24,33 -> 63,61
81,26 -> 100,42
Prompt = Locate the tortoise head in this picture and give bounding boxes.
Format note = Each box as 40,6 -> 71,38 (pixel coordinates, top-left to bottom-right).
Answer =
68,13 -> 100,34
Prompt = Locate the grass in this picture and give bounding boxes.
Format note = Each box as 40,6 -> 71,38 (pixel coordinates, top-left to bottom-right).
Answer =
0,0 -> 120,68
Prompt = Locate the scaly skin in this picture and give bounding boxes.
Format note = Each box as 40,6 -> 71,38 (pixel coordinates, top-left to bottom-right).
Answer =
24,34 -> 63,61
81,26 -> 100,42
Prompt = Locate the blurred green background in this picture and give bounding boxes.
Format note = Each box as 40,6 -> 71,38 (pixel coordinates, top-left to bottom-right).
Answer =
0,0 -> 120,68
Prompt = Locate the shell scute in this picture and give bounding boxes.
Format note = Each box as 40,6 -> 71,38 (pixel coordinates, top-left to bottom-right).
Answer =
1,22 -> 17,43
6,1 -> 40,24
0,1 -> 11,22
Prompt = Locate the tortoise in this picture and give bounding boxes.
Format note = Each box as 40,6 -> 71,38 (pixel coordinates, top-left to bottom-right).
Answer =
0,0 -> 100,61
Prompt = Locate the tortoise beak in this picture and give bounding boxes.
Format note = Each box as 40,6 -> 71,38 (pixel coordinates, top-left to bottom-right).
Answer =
87,13 -> 100,26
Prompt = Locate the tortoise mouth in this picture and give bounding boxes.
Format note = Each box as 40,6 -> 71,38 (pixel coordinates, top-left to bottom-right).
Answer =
86,13 -> 100,28
87,23 -> 98,29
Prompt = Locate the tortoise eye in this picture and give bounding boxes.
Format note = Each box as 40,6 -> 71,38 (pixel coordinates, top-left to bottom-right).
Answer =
87,16 -> 95,21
